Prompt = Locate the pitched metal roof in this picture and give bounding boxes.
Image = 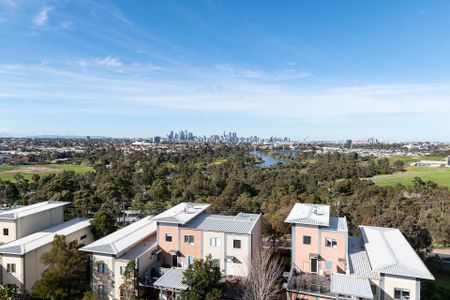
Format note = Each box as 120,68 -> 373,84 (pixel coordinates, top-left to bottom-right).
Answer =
330,273 -> 373,299
153,202 -> 210,225
153,268 -> 189,291
348,236 -> 376,279
185,213 -> 261,234
0,201 -> 69,220
284,203 -> 330,226
360,226 -> 434,280
328,216 -> 348,232
80,216 -> 156,257
0,218 -> 90,255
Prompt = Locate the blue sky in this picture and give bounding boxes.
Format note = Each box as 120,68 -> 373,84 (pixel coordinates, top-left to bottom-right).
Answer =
1,0 -> 450,140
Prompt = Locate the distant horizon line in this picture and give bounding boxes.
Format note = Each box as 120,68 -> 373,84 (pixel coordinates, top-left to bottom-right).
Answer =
0,134 -> 448,144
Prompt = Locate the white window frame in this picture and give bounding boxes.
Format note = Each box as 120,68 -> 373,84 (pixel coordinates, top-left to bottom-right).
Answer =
233,239 -> 241,249
6,263 -> 15,273
97,262 -> 106,274
98,284 -> 107,299
165,233 -> 173,243
325,237 -> 338,248
120,266 -> 126,275
394,288 -> 410,300
184,234 -> 195,245
210,237 -> 221,247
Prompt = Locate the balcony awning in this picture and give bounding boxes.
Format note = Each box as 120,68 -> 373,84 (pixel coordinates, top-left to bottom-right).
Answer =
169,249 -> 179,255
153,267 -> 189,291
330,273 -> 373,299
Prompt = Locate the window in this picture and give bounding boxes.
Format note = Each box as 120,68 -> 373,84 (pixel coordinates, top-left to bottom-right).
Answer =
303,235 -> 311,245
97,263 -> 106,274
210,237 -> 221,247
98,285 -> 107,299
80,234 -> 87,240
233,239 -> 241,249
120,266 -> 126,275
6,263 -> 16,273
310,257 -> 318,273
325,260 -> 333,269
325,238 -> 338,248
184,256 -> 194,266
394,288 -> 410,300
184,234 -> 195,244
3,228 -> 8,236
165,233 -> 173,242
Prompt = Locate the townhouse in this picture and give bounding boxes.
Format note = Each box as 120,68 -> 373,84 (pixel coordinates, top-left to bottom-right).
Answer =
0,201 -> 69,244
0,217 -> 93,293
152,203 -> 261,299
285,203 -> 434,300
80,216 -> 159,300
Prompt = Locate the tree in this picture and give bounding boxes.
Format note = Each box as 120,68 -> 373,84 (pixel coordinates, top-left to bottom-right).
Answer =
240,250 -> 283,300
91,210 -> 117,239
120,261 -> 138,300
32,235 -> 89,300
181,255 -> 223,300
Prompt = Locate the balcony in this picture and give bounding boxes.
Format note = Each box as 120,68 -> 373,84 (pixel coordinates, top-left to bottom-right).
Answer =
286,269 -> 333,297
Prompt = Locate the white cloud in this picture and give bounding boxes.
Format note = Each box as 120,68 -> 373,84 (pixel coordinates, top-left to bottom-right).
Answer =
34,6 -> 54,26
95,55 -> 123,68
1,62 -> 450,126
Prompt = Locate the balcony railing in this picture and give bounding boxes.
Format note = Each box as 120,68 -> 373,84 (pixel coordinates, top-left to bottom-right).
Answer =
286,268 -> 332,297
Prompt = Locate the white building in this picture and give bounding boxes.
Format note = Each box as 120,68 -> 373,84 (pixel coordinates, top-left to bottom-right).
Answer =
0,217 -> 93,293
348,226 -> 434,300
80,216 -> 159,300
0,201 -> 69,244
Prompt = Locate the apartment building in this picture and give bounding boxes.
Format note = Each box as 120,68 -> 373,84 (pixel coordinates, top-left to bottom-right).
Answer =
80,216 -> 158,300
0,217 -> 92,293
285,203 -> 434,300
0,201 -> 69,244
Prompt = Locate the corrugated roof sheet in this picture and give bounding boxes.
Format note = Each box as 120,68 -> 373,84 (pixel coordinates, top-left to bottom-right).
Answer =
360,226 -> 434,280
330,273 -> 373,299
153,202 -> 210,225
285,203 -> 330,226
0,201 -> 69,220
80,216 -> 156,257
153,268 -> 189,291
0,218 -> 90,255
185,213 -> 260,234
348,236 -> 376,279
328,216 -> 348,232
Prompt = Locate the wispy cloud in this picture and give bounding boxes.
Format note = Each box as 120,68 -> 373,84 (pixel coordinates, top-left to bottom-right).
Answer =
95,55 -> 123,68
1,62 -> 450,124
34,6 -> 54,26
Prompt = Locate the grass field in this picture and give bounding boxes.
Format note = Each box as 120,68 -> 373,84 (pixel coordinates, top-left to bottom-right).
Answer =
369,166 -> 450,189
0,164 -> 94,181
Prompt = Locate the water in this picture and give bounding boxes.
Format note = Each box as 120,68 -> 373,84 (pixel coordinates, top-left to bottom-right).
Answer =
250,151 -> 287,167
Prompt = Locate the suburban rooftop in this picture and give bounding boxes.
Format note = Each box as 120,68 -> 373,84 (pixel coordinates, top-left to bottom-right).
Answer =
185,213 -> 261,234
0,201 -> 69,220
284,203 -> 331,226
152,202 -> 210,225
0,218 -> 90,255
360,225 -> 435,280
80,215 -> 157,257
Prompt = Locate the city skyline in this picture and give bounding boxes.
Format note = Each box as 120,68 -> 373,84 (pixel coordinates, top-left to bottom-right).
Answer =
2,1 -> 450,140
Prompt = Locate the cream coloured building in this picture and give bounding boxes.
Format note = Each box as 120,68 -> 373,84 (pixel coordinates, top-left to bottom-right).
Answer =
0,201 -> 69,245
80,216 -> 159,300
0,217 -> 92,293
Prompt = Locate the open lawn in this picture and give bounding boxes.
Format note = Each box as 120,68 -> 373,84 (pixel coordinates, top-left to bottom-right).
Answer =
0,164 -> 94,181
369,166 -> 450,189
